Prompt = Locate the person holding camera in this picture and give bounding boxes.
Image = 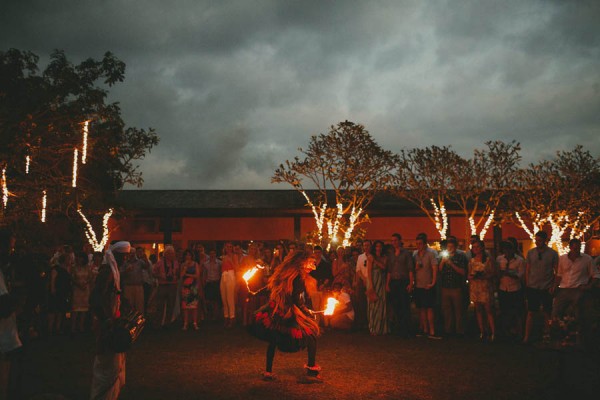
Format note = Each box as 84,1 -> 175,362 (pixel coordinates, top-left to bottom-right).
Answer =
438,236 -> 468,337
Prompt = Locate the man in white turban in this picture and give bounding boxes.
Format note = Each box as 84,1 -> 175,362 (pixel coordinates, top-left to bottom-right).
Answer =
90,241 -> 130,400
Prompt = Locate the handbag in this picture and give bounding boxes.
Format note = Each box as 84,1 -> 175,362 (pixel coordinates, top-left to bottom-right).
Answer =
107,308 -> 146,353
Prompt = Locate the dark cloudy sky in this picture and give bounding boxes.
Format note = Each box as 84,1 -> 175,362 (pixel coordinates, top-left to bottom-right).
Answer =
2,0 -> 599,189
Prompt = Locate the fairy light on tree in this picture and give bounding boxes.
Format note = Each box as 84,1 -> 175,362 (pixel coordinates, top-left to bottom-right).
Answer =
1,166 -> 7,209
274,121 -> 397,249
25,155 -> 30,174
77,208 -> 114,251
41,190 -> 47,223
81,120 -> 89,164
71,148 -> 79,187
431,199 -> 449,240
342,206 -> 362,248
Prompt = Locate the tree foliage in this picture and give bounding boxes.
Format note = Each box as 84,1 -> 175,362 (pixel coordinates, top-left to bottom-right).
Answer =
448,140 -> 521,240
0,49 -> 159,241
511,145 -> 599,251
272,121 -> 398,247
392,145 -> 463,240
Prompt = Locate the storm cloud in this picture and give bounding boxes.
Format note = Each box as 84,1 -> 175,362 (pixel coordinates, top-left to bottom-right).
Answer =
1,0 -> 599,189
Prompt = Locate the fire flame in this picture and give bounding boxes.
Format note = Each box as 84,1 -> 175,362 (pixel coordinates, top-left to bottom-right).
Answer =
323,297 -> 339,316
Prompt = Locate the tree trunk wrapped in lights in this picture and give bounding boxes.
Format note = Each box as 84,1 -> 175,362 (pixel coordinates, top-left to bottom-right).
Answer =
511,146 -> 599,254
272,121 -> 398,249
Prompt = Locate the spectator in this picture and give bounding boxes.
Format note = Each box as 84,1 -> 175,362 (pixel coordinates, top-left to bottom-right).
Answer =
71,251 -> 92,333
136,247 -> 154,317
153,245 -> 180,328
438,236 -> 468,337
353,240 -> 371,330
220,242 -> 239,328
386,233 -> 415,337
332,246 -> 351,289
367,240 -> 389,335
180,249 -> 201,330
523,231 -> 558,344
203,249 -> 222,321
552,239 -> 596,320
468,240 -> 496,342
413,233 -> 440,339
0,228 -> 23,399
328,282 -> 354,330
309,246 -> 333,322
497,241 -> 526,341
47,253 -> 72,335
121,249 -> 145,315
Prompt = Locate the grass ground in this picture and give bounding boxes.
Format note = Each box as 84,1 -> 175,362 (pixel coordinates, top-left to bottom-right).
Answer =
19,321 -> 600,400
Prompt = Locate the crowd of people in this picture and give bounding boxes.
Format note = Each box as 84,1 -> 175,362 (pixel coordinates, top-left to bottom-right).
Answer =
2,229 -> 600,396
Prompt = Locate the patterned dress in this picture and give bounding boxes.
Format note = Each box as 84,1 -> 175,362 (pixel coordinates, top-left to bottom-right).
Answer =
180,262 -> 199,310
469,259 -> 493,305
368,255 -> 389,335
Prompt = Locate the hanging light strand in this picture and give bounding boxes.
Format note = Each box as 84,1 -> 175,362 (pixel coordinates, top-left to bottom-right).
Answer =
25,155 -> 31,174
41,190 -> 47,223
1,166 -> 7,209
77,208 -> 114,251
82,120 -> 89,164
72,148 -> 78,187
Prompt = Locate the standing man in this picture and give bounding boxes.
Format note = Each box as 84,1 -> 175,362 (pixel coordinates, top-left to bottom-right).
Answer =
438,236 -> 468,337
120,248 -> 146,315
152,246 -> 180,328
353,240 -> 371,330
497,241 -> 526,341
552,239 -> 596,320
523,231 -> 558,344
203,248 -> 222,321
386,233 -> 415,337
413,233 -> 440,338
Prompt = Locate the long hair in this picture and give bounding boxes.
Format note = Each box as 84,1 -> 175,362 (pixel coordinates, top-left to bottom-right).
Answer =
267,251 -> 320,336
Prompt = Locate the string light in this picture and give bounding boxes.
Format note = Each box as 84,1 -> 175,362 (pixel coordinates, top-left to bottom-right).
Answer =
72,148 -> 79,188
470,211 -> 495,240
301,190 -> 326,243
41,190 -> 47,223
25,155 -> 30,174
1,166 -> 7,209
431,199 -> 448,239
82,120 -> 89,164
77,208 -> 113,251
342,206 -> 362,248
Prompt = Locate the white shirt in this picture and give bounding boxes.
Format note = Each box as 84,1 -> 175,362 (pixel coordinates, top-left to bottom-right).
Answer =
355,253 -> 369,283
335,291 -> 354,320
557,253 -> 595,289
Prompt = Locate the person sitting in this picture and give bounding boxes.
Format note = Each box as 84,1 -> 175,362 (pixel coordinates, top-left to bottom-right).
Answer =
327,283 -> 354,330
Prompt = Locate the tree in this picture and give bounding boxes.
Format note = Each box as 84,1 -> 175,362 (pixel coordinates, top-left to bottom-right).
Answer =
448,140 -> 521,241
272,121 -> 398,249
392,146 -> 464,240
512,145 -> 599,254
0,49 -> 159,247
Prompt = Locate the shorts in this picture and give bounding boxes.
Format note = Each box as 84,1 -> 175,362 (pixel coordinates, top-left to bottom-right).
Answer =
526,287 -> 553,313
413,287 -> 436,309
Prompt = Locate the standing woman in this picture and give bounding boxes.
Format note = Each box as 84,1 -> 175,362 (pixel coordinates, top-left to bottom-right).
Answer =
367,241 -> 389,335
270,243 -> 287,271
220,242 -> 239,327
468,240 -> 496,342
47,254 -> 72,335
71,252 -> 93,333
332,246 -> 351,289
249,251 -> 322,383
180,250 -> 201,330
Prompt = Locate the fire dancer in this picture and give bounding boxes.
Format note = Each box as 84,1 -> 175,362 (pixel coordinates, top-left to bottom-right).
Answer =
248,251 -> 322,383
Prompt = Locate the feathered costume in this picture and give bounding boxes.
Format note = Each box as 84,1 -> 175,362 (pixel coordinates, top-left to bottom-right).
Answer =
249,251 -> 320,353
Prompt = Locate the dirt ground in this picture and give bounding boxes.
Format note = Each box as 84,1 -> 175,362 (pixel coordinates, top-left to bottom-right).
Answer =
18,322 -> 600,400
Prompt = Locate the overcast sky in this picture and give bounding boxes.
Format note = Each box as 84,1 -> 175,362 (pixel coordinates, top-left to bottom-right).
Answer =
2,0 -> 599,190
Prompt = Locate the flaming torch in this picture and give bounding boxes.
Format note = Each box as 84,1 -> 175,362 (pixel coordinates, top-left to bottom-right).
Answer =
323,297 -> 339,316
243,264 -> 267,295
